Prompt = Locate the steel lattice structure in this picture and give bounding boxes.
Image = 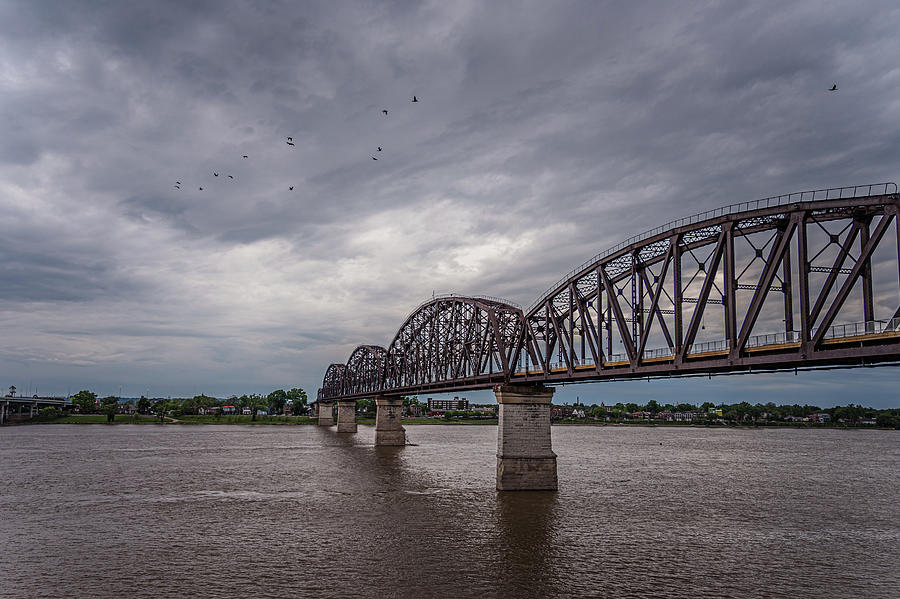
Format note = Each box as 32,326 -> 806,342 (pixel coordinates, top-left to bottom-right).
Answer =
318,183 -> 900,401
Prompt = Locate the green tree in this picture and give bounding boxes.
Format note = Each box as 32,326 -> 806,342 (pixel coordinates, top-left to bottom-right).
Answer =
71,390 -> 98,413
267,389 -> 288,414
153,399 -> 170,423
101,396 -> 119,423
356,397 -> 376,416
645,399 -> 661,414
286,388 -> 308,412
137,396 -> 151,414
246,394 -> 267,421
36,406 -> 61,421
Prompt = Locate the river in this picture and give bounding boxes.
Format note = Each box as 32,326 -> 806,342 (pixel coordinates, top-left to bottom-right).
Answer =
1,424 -> 897,598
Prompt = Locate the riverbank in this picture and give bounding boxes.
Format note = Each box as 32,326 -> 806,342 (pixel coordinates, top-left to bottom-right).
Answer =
19,414 -> 319,425
9,414 -> 895,429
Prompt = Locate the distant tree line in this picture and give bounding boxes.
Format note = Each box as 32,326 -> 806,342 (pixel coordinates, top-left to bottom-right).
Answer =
557,400 -> 900,428
65,388 -> 309,423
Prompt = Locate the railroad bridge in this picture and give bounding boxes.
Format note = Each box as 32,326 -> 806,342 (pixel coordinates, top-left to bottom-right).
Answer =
315,183 -> 900,490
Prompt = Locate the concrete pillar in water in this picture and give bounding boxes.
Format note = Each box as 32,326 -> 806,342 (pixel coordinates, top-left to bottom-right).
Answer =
317,402 -> 334,426
374,397 -> 405,446
495,384 -> 558,491
336,400 -> 358,433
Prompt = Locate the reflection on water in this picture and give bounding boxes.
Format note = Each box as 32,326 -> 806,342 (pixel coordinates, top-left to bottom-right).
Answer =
495,491 -> 559,598
1,424 -> 898,598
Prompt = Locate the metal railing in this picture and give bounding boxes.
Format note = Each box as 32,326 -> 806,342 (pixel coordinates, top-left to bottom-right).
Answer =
526,182 -> 897,313
744,330 -> 801,348
686,339 -> 729,355
512,317 -> 900,375
821,317 -> 900,340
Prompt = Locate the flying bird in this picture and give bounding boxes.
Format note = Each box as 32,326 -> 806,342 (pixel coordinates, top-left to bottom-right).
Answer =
199,187 -> 203,191
176,181 -> 181,185
174,185 -> 180,189
214,172 -> 219,177
286,141 -> 295,146
289,186 -> 294,191
227,175 -> 234,179
287,136 -> 293,142
242,155 -> 248,158
829,84 -> 838,91
377,146 -> 382,152
382,109 -> 388,116
371,156 -> 378,160
412,95 -> 418,102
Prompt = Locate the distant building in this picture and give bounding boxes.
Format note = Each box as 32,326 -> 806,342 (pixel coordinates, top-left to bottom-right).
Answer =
551,406 -> 574,419
404,404 -> 424,417
223,405 -> 237,414
471,404 -> 496,415
809,413 -> 831,423
427,397 -> 468,411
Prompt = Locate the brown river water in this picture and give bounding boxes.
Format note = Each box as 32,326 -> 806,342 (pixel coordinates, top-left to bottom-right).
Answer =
1,424 -> 898,598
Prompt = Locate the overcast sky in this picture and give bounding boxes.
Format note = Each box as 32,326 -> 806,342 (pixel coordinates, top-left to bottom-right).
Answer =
2,1 -> 899,406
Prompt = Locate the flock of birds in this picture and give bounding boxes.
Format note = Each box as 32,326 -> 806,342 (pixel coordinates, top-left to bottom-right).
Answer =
172,95 -> 420,192
171,83 -> 839,193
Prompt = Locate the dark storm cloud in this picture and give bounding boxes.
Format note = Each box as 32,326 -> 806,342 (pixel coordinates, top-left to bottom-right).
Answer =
1,0 -> 899,402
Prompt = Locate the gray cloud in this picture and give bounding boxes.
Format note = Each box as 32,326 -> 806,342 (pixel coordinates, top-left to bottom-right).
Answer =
1,0 -> 899,404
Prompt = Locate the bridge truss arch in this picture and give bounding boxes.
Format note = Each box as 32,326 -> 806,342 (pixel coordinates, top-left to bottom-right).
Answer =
516,183 -> 900,382
344,345 -> 389,396
320,363 -> 348,400
319,183 -> 900,400
384,295 -> 525,393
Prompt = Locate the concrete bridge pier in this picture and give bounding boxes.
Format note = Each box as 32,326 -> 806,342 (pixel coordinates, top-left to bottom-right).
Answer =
374,397 -> 406,446
0,401 -> 7,425
317,401 -> 334,426
336,400 -> 358,433
495,384 -> 558,491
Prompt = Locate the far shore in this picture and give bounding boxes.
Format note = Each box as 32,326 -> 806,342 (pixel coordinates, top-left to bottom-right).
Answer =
10,414 -> 896,430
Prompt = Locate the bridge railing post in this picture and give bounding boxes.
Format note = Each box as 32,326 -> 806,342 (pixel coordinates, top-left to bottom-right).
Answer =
495,384 -> 557,491
374,397 -> 405,446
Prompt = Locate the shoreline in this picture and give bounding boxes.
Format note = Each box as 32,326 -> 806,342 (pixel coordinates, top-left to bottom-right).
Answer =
8,414 -> 897,430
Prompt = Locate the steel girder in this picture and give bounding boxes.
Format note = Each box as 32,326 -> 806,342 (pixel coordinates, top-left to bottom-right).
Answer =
345,345 -> 388,395
320,363 -> 347,399
517,186 -> 900,382
319,183 -> 900,399
384,296 -> 524,390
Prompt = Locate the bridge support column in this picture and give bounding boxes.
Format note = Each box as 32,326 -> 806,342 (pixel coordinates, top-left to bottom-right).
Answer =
375,397 -> 405,446
495,384 -> 557,491
336,400 -> 357,433
317,402 -> 334,426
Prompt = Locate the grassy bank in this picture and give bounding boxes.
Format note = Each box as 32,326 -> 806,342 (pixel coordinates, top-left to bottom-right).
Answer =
20,414 -> 318,425
16,414 -> 893,429
176,415 -> 317,425
25,414 -> 158,424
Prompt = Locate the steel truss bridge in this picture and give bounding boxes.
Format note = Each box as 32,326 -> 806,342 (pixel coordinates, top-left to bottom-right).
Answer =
319,183 -> 900,402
